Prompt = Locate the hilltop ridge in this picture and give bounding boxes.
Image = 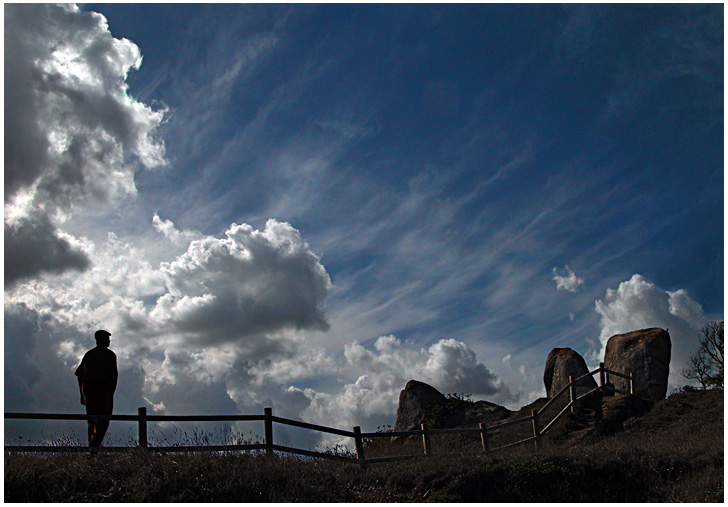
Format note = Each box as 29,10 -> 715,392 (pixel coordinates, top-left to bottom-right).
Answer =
5,387 -> 723,502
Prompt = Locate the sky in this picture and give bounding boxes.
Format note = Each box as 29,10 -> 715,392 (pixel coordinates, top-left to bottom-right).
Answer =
4,3 -> 724,449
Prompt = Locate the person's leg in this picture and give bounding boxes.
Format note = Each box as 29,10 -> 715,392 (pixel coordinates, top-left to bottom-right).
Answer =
90,395 -> 113,448
93,418 -> 110,447
85,398 -> 100,451
82,385 -> 94,447
85,384 -> 109,450
85,408 -> 95,447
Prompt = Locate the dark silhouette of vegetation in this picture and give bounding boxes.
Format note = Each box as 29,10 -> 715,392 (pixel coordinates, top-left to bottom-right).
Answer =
5,388 -> 722,502
683,321 -> 724,388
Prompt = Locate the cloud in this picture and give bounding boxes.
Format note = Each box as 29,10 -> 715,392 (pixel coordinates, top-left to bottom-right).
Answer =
133,333 -> 511,448
4,3 -> 166,286
5,217 -> 333,445
4,302 -> 148,444
3,200 -> 591,449
247,348 -> 339,386
593,274 -> 708,390
5,216 -> 91,285
152,214 -> 204,247
151,219 -> 331,348
9,216 -> 332,357
143,349 -> 239,416
424,339 -> 508,396
139,332 -> 510,447
553,5 -> 602,65
294,336 -> 511,436
552,265 -> 585,293
5,231 -> 167,352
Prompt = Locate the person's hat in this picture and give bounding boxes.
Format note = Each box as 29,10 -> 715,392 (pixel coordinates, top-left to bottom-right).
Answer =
94,329 -> 111,340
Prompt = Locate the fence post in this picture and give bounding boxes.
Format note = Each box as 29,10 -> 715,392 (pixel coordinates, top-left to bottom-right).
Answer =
479,422 -> 489,453
531,410 -> 540,451
629,373 -> 634,395
353,426 -> 366,467
421,423 -> 431,456
599,362 -> 606,389
264,407 -> 273,457
138,407 -> 148,448
569,375 -> 576,414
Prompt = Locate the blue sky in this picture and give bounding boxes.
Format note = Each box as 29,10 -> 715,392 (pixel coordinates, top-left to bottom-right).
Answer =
4,4 -> 723,447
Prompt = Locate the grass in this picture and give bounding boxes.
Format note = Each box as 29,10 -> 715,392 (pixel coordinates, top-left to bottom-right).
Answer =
5,388 -> 723,502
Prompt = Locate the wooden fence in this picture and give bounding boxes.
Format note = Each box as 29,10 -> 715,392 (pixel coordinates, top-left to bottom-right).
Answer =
5,363 -> 634,465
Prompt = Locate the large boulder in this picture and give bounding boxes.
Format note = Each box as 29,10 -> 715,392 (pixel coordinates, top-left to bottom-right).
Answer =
543,348 -> 598,399
393,380 -> 446,432
604,328 -> 671,401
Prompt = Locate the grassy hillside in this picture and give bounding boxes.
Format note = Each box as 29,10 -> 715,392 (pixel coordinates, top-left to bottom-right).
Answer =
4,388 -> 723,502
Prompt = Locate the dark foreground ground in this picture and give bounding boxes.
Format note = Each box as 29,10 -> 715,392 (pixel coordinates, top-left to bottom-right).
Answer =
5,388 -> 723,502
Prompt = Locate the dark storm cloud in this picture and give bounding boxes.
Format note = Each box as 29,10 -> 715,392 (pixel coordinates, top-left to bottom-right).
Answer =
4,303 -> 90,413
5,217 -> 90,287
4,3 -> 165,285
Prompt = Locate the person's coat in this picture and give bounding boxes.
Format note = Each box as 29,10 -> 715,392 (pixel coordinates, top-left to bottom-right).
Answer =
75,347 -> 118,406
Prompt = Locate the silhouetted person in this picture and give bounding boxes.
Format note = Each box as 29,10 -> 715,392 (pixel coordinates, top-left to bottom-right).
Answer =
75,330 -> 117,454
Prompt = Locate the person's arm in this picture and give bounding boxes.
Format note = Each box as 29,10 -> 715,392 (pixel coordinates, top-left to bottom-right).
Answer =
74,356 -> 84,379
111,353 -> 118,394
75,356 -> 86,405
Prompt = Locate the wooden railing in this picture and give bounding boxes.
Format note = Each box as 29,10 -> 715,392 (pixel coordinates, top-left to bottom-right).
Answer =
4,363 -> 635,464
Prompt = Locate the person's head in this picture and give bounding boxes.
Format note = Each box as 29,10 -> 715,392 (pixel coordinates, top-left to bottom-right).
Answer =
94,329 -> 111,348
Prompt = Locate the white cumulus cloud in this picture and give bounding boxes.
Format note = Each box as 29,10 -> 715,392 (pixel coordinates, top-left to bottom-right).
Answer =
151,219 -> 332,348
552,265 -> 585,293
295,335 -> 511,437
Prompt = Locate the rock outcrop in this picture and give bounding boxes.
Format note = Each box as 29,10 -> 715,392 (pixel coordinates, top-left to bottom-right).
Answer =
543,348 -> 598,399
393,380 -> 446,432
604,328 -> 671,401
598,394 -> 653,435
392,380 -> 511,432
443,400 -> 512,429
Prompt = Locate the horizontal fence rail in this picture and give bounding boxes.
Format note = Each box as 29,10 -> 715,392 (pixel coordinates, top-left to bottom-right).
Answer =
5,363 -> 636,465
270,415 -> 356,439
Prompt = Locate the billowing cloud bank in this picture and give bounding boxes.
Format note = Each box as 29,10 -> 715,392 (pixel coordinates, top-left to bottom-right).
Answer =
297,336 -> 510,433
5,226 -> 711,447
4,218 -> 333,427
3,4 -> 512,448
4,3 -> 166,286
593,274 -> 708,389
6,217 -> 332,350
5,216 -> 510,446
